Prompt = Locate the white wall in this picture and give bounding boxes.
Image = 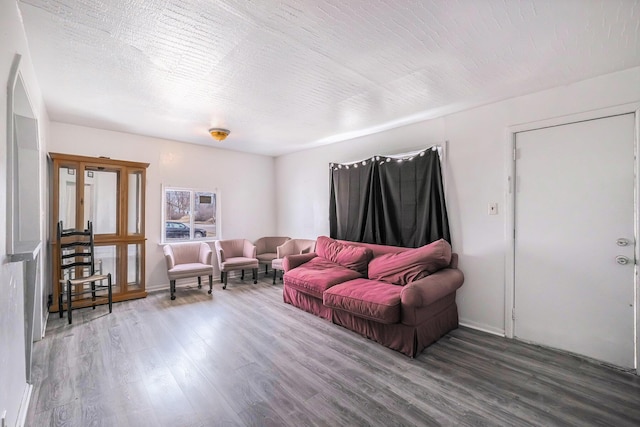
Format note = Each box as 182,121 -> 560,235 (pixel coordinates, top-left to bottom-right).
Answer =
275,66 -> 640,335
49,123 -> 277,288
0,1 -> 49,425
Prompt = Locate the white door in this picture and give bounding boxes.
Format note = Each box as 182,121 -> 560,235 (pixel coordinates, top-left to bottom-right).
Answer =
514,113 -> 635,369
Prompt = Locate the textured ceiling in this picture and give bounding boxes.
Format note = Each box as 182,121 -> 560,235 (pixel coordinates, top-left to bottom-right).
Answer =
17,0 -> 640,156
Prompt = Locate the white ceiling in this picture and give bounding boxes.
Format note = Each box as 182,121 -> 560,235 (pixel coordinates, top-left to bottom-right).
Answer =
17,0 -> 640,156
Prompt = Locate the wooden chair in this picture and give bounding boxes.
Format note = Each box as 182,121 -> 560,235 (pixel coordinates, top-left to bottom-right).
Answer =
58,221 -> 112,324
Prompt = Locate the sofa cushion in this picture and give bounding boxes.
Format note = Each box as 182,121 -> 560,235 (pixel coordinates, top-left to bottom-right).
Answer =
284,257 -> 362,299
368,239 -> 452,286
323,278 -> 402,324
316,236 -> 372,275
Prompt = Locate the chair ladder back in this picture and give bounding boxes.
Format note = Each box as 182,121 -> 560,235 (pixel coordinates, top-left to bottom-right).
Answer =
58,221 -> 97,277
57,220 -> 112,324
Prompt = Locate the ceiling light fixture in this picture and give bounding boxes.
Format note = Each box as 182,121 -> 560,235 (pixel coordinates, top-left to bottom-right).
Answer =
208,128 -> 230,141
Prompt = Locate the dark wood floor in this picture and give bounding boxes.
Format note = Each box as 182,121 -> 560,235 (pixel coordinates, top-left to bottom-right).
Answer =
26,274 -> 640,426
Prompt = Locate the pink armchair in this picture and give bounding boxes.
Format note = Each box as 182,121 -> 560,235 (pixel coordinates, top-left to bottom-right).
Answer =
163,242 -> 214,300
254,236 -> 290,275
271,238 -> 316,284
214,239 -> 259,289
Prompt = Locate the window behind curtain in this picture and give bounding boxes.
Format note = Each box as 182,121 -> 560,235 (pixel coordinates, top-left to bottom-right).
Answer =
329,148 -> 450,247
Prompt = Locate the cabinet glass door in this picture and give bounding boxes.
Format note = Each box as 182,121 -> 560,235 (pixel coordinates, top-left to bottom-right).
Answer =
58,165 -> 77,229
95,244 -> 119,293
128,170 -> 143,235
86,168 -> 119,235
127,243 -> 143,291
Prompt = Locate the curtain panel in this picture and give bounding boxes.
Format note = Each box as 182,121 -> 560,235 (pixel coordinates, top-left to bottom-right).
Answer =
329,148 -> 450,248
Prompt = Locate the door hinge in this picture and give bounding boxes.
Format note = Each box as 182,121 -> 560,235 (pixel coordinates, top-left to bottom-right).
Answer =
512,309 -> 516,321
513,148 -> 516,161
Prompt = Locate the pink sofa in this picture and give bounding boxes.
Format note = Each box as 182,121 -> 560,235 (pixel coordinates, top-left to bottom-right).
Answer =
283,236 -> 464,357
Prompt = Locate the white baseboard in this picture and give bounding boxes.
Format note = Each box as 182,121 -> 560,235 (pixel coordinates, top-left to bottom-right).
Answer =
146,282 -> 171,292
459,319 -> 505,337
146,279 -> 201,293
41,313 -> 48,339
17,383 -> 32,427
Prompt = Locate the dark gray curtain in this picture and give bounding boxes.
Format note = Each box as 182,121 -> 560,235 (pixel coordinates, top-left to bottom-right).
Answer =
329,148 -> 450,247
329,160 -> 377,242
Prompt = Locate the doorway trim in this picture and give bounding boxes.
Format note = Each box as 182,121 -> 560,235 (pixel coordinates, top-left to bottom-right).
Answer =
504,102 -> 640,373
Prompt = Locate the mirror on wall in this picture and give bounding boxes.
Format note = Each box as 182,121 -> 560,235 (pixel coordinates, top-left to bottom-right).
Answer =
6,53 -> 42,385
7,54 -> 41,255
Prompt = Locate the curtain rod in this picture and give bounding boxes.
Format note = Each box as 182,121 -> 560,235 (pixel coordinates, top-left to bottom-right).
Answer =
331,143 -> 444,167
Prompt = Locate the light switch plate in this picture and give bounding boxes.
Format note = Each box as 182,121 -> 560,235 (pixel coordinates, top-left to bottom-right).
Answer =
488,203 -> 498,215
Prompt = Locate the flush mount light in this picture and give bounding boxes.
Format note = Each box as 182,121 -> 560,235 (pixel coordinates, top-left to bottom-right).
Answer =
208,128 -> 230,141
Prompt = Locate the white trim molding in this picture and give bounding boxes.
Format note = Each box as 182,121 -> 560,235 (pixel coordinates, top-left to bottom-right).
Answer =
504,102 -> 640,374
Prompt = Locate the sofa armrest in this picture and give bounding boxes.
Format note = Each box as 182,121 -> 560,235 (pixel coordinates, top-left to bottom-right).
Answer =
401,268 -> 464,308
283,252 -> 317,272
449,253 -> 458,269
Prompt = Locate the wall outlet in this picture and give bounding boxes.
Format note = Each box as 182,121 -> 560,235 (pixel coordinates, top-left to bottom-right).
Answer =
488,203 -> 498,215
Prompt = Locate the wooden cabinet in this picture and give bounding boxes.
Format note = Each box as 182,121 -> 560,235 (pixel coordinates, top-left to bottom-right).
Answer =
50,153 -> 149,312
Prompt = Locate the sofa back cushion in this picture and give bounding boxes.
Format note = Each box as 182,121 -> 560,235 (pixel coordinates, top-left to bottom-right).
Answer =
367,239 -> 452,285
316,236 -> 372,275
338,240 -> 410,258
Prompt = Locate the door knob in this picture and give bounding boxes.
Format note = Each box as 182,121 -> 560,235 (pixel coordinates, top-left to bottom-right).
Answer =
616,255 -> 630,265
616,238 -> 630,247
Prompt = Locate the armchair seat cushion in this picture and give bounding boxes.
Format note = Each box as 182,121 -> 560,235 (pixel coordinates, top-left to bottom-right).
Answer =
284,257 -> 362,299
168,262 -> 214,280
220,257 -> 259,271
257,252 -> 277,263
272,258 -> 284,271
323,278 -> 402,324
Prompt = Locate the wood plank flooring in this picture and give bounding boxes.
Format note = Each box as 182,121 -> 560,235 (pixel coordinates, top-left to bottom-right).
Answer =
26,274 -> 640,426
